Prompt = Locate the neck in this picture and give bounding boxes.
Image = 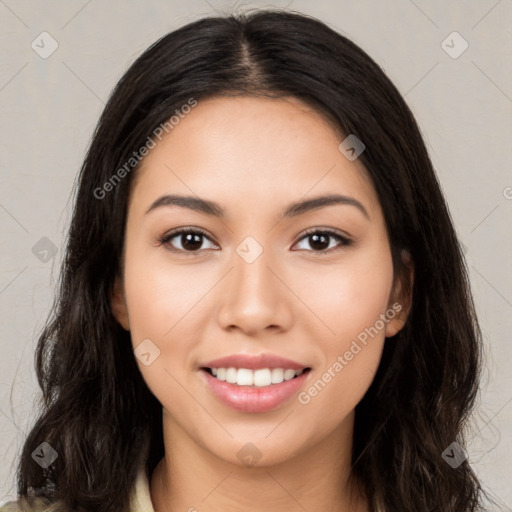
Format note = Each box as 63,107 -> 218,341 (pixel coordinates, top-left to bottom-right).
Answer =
150,409 -> 369,512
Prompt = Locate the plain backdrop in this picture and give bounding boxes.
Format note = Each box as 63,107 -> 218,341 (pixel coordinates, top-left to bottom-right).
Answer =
1,0 -> 511,508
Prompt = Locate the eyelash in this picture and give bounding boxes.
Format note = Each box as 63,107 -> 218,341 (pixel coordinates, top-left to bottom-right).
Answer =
158,227 -> 353,256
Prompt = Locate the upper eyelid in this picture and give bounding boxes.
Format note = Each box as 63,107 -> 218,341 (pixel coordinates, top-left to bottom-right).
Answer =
299,226 -> 351,240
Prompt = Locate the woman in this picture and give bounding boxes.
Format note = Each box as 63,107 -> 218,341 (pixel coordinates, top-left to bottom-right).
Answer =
2,8 -> 487,512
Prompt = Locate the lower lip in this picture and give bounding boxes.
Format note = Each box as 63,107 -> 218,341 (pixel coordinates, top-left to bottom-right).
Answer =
201,369 -> 309,413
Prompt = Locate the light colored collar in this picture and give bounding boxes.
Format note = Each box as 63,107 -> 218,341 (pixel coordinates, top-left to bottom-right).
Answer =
129,466 -> 156,512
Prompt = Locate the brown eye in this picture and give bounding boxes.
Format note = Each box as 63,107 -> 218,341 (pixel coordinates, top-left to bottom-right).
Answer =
159,227 -> 352,255
160,228 -> 218,253
294,229 -> 352,254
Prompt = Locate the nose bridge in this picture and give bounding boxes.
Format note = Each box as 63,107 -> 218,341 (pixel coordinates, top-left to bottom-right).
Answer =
232,242 -> 277,308
217,238 -> 290,332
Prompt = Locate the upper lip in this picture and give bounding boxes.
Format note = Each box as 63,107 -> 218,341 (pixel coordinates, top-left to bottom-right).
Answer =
201,353 -> 309,370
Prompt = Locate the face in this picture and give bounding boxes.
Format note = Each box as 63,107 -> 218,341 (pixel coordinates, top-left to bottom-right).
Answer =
111,96 -> 410,467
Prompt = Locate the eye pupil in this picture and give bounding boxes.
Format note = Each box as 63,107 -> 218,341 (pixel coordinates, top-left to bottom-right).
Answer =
181,233 -> 203,251
164,229 -> 348,255
309,233 -> 329,251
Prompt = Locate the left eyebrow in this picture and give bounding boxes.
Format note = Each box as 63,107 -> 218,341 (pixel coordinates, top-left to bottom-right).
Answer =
282,194 -> 370,220
145,193 -> 370,220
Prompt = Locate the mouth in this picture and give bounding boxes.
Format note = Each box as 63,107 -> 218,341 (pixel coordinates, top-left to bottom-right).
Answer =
199,361 -> 312,413
199,353 -> 312,412
201,366 -> 311,387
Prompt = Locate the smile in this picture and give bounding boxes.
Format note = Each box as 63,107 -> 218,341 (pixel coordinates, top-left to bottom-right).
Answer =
199,353 -> 312,412
206,367 -> 308,387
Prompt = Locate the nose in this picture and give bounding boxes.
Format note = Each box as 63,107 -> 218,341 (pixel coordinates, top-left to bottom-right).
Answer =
216,247 -> 293,336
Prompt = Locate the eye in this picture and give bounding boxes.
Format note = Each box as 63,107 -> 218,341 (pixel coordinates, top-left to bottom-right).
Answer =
159,227 -> 218,254
159,227 -> 352,255
293,228 -> 352,254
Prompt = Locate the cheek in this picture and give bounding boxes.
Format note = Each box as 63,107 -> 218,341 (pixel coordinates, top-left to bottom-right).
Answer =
294,247 -> 393,412
122,243 -> 224,413
123,255 -> 204,417
295,288 -> 389,431
297,337 -> 385,433
123,244 -> 213,347
295,244 -> 394,349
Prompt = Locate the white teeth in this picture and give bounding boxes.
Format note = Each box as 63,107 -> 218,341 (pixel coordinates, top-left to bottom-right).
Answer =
271,368 -> 284,384
225,367 -> 237,384
253,369 -> 272,387
209,367 -> 304,386
283,369 -> 296,381
237,368 -> 254,386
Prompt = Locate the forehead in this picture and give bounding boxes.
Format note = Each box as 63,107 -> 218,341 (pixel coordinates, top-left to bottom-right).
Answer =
130,96 -> 379,221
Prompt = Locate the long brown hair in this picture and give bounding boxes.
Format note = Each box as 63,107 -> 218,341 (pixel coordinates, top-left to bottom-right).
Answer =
11,9 -> 487,511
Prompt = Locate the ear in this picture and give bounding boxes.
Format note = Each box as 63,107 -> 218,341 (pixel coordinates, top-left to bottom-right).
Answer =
385,249 -> 414,338
110,275 -> 130,331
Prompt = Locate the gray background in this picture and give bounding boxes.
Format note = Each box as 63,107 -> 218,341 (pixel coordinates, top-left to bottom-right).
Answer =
1,0 -> 511,508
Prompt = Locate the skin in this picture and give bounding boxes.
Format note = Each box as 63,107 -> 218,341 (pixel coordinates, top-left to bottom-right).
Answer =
111,96 -> 413,511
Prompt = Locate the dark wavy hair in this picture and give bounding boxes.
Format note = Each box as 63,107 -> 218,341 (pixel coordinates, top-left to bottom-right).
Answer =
8,8 -> 487,512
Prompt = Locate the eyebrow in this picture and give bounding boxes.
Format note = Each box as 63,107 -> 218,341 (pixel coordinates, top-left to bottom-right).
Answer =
145,193 -> 370,220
